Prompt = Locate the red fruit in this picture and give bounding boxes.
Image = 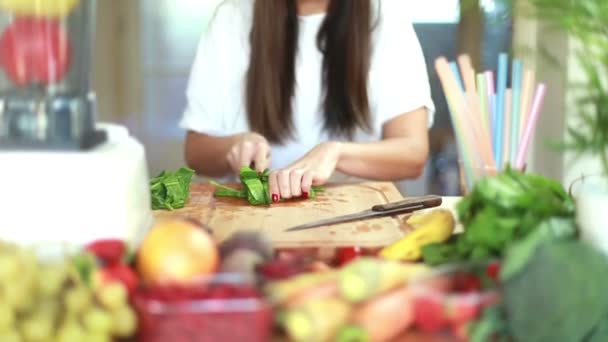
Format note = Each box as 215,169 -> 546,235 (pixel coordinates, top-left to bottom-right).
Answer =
96,263 -> 139,296
0,17 -> 71,86
413,294 -> 446,332
336,246 -> 362,266
86,239 -> 127,266
486,262 -> 500,281
452,273 -> 482,293
257,260 -> 301,280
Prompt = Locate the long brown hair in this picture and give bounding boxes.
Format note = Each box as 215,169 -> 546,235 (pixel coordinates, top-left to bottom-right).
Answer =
246,0 -> 375,144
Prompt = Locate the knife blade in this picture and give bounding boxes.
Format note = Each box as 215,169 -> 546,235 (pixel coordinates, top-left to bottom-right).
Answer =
284,195 -> 442,232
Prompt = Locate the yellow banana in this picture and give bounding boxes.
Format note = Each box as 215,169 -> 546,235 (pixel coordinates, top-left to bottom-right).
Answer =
379,208 -> 455,261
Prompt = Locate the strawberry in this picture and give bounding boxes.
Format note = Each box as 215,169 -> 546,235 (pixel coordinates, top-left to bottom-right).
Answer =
413,294 -> 446,332
85,239 -> 126,266
452,273 -> 482,293
257,260 -> 301,280
486,261 -> 500,281
95,263 -> 139,296
336,246 -> 362,266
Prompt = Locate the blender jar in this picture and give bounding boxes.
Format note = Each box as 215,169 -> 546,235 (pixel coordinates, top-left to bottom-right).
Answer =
0,0 -> 105,150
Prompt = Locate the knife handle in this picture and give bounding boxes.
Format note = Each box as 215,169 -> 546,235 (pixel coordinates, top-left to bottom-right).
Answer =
372,195 -> 442,212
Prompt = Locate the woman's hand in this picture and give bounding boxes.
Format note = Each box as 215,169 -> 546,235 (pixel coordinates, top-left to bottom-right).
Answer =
268,142 -> 342,202
226,132 -> 271,173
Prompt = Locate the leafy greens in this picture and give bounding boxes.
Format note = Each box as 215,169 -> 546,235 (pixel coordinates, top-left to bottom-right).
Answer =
422,167 -> 576,266
150,167 -> 195,210
211,167 -> 324,206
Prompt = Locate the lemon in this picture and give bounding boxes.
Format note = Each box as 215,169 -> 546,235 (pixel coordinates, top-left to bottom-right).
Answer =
0,0 -> 81,18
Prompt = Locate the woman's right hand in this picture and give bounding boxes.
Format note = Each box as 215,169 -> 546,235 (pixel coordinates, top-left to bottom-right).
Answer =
226,133 -> 271,173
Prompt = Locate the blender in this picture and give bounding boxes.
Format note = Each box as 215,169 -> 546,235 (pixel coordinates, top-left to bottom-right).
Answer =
0,0 -> 153,248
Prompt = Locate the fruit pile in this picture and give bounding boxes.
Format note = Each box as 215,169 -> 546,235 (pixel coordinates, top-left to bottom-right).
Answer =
131,219 -> 275,342
0,241 -> 137,342
266,257 -> 432,342
409,261 -> 502,339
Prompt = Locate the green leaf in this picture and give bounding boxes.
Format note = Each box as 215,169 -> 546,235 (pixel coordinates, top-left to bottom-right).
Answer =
150,167 -> 195,210
72,252 -> 97,287
586,314 -> 608,342
210,168 -> 325,206
500,217 -> 577,281
469,306 -> 509,342
503,241 -> 608,342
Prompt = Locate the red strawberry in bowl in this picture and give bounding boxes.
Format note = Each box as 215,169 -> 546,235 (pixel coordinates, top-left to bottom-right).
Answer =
85,239 -> 127,266
336,246 -> 362,266
485,261 -> 501,281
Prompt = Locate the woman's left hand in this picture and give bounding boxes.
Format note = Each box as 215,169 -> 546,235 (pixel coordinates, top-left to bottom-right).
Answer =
268,142 -> 342,202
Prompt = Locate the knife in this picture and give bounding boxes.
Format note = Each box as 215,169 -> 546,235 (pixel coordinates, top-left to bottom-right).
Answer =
284,195 -> 443,232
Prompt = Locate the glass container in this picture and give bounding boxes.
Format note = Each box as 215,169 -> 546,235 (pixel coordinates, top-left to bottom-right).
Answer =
0,0 -> 105,150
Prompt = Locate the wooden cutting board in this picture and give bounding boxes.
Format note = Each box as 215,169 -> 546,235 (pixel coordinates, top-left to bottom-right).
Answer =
153,182 -> 413,248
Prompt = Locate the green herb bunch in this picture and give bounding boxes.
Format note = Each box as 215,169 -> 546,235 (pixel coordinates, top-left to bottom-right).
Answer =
422,167 -> 575,265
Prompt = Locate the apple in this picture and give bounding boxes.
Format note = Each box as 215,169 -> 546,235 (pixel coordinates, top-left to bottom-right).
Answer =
0,17 -> 72,86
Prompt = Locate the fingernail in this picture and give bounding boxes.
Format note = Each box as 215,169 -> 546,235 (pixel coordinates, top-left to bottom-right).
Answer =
302,191 -> 309,199
272,194 -> 279,203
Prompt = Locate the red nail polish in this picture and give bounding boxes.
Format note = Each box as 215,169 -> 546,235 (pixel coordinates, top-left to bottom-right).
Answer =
272,194 -> 279,203
302,191 -> 309,199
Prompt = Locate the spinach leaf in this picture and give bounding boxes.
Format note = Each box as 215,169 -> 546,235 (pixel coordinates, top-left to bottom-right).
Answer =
211,167 -> 324,206
150,167 -> 195,210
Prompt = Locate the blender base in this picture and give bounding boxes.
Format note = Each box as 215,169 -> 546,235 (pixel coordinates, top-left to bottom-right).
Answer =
0,129 -> 108,151
0,123 -> 154,249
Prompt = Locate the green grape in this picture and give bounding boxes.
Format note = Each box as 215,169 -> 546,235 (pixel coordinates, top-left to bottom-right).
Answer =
36,299 -> 60,319
111,305 -> 137,337
97,283 -> 127,310
4,282 -> 33,313
0,254 -> 19,281
0,305 -> 15,332
64,286 -> 91,314
19,315 -> 53,341
82,332 -> 111,342
38,264 -> 67,297
0,329 -> 21,342
83,308 -> 113,334
55,321 -> 85,342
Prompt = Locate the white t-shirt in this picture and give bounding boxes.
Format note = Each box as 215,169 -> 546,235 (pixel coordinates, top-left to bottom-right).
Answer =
180,0 -> 435,180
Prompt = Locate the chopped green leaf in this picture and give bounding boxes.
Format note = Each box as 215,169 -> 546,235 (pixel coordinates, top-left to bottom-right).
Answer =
150,167 -> 195,210
210,167 -> 324,206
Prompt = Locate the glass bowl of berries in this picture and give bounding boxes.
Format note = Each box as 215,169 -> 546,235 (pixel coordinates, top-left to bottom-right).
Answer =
132,273 -> 274,342
407,260 -> 502,341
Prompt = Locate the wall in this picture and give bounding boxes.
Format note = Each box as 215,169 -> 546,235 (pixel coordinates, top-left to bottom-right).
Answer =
511,1 -> 604,188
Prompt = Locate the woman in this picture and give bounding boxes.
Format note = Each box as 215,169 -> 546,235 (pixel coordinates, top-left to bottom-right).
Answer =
181,0 -> 435,202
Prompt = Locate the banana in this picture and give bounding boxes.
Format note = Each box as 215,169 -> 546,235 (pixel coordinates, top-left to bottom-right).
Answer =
379,208 -> 456,261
